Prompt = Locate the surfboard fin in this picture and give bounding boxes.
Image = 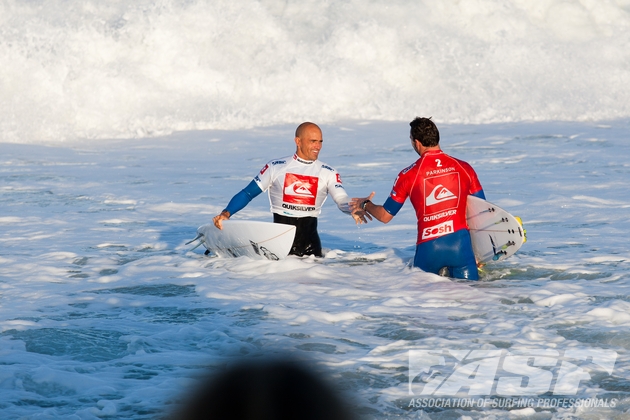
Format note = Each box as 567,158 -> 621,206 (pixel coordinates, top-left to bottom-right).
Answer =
186,233 -> 205,252
188,241 -> 204,251
185,233 -> 202,246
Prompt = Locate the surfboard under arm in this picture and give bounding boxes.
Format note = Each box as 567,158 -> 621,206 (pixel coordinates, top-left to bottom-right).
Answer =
466,196 -> 526,264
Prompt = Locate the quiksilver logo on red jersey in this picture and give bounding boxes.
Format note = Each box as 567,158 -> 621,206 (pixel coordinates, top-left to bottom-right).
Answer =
425,184 -> 457,207
283,173 -> 318,206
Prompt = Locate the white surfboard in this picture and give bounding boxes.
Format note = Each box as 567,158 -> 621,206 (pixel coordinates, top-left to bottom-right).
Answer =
195,220 -> 296,260
466,196 -> 526,265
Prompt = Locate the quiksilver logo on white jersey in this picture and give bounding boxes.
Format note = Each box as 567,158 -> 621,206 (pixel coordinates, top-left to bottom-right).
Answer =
284,181 -> 315,197
282,173 -> 318,206
426,184 -> 457,207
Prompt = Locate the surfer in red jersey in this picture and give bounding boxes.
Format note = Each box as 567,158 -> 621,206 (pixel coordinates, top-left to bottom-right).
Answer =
350,117 -> 486,280
213,122 -> 367,257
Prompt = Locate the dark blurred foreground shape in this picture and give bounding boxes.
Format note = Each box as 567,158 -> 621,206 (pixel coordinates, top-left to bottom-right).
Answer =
170,359 -> 356,420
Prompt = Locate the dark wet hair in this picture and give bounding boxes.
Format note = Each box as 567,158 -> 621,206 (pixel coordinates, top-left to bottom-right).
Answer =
409,117 -> 439,147
172,359 -> 355,420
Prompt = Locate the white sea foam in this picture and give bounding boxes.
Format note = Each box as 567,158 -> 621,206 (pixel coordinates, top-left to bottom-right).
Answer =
0,120 -> 630,419
2,1 -> 630,417
2,0 -> 630,143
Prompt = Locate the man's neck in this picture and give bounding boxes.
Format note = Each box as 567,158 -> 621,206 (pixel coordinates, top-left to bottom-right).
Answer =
419,145 -> 441,156
294,154 -> 315,164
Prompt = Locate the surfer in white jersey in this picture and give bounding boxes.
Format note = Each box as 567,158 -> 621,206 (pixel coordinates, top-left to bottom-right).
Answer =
213,122 -> 366,257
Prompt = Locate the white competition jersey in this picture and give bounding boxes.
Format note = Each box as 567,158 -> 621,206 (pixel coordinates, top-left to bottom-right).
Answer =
253,154 -> 351,217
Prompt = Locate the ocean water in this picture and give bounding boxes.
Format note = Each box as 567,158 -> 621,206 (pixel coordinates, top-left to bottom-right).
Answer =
2,119 -> 630,419
2,1 -> 630,419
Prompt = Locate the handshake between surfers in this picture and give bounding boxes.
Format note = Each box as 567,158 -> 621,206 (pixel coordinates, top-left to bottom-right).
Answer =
350,191 -> 394,225
349,191 -> 375,225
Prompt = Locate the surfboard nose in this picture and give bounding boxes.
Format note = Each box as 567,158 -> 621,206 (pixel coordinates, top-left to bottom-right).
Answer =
514,216 -> 527,243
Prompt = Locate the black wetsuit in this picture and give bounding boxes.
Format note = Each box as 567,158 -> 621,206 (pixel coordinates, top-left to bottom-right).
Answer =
273,214 -> 322,257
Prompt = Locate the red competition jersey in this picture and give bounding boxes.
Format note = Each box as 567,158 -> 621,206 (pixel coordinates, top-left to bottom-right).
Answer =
389,150 -> 483,244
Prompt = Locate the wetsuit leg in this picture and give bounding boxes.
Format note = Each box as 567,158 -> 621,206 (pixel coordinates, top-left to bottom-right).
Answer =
450,229 -> 478,280
452,263 -> 478,280
273,214 -> 322,257
413,229 -> 478,280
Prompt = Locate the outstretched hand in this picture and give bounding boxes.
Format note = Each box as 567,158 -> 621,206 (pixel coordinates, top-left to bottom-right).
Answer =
212,211 -> 230,230
351,210 -> 372,225
349,192 -> 375,224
